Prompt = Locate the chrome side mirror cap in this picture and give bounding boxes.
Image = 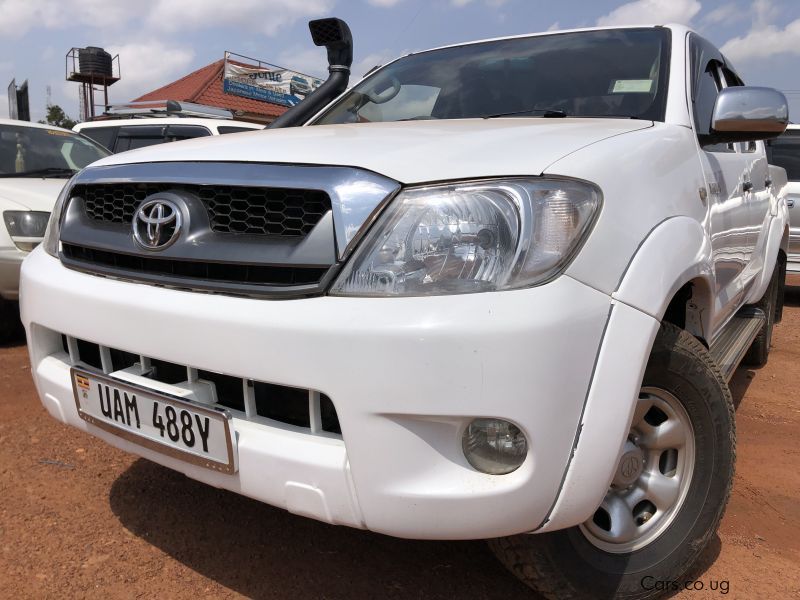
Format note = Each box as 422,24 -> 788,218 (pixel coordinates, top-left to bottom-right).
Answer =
704,86 -> 789,146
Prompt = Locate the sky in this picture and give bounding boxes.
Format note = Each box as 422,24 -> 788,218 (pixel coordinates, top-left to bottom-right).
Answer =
2,0 -> 800,122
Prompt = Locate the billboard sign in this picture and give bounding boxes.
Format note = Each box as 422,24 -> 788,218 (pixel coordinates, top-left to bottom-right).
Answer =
223,53 -> 322,108
6,79 -> 30,121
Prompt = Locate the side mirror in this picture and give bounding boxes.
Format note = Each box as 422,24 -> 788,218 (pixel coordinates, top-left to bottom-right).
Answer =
703,86 -> 789,146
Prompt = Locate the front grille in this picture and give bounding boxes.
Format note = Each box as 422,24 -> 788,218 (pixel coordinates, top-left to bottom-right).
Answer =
62,244 -> 328,288
61,334 -> 342,436
76,183 -> 332,237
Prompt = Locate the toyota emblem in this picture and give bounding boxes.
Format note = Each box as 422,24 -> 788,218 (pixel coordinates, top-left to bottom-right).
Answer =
132,198 -> 182,250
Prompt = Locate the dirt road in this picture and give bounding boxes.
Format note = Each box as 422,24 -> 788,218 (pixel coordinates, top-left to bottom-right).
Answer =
1,292 -> 798,599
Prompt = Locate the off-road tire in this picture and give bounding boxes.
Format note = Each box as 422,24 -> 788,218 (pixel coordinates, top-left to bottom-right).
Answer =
743,260 -> 780,367
488,323 -> 736,600
774,251 -> 786,324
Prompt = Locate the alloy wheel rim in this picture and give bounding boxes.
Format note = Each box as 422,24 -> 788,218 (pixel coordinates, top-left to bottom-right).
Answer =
579,387 -> 696,553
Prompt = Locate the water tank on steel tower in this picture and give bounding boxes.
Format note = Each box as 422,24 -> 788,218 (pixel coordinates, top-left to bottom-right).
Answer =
77,46 -> 113,78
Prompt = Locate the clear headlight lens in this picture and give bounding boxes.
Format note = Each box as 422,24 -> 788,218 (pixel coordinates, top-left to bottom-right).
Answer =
462,418 -> 528,475
42,179 -> 75,258
331,178 -> 600,296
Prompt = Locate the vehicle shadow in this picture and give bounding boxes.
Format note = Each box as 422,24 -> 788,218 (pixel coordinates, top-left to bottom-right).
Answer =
109,459 -> 537,600
728,368 -> 755,411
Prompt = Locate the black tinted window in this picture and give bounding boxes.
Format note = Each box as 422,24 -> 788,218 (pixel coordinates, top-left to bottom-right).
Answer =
316,28 -> 670,124
767,132 -> 800,181
218,126 -> 259,134
0,124 -> 109,174
80,126 -> 118,150
166,125 -> 211,141
694,62 -> 721,137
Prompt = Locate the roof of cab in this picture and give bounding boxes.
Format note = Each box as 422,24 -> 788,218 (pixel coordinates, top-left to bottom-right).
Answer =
0,118 -> 79,134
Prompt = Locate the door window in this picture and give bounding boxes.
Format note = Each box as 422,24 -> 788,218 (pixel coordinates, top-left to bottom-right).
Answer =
165,125 -> 212,141
693,62 -> 731,153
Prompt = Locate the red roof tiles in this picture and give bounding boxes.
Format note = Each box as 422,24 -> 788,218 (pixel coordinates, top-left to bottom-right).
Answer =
133,59 -> 288,122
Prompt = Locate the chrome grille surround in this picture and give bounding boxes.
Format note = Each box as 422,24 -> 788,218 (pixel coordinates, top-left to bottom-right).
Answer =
58,162 -> 401,297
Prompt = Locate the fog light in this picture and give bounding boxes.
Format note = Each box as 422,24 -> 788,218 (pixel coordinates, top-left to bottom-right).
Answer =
462,418 -> 527,475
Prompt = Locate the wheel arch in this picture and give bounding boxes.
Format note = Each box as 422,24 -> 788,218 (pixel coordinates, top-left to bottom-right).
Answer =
613,216 -> 714,340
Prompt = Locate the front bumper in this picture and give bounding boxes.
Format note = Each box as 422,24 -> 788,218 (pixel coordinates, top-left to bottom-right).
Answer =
0,246 -> 27,300
21,248 -> 658,539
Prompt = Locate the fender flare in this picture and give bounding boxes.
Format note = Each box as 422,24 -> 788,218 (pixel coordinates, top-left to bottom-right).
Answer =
744,200 -> 789,305
537,217 -> 713,531
612,216 -> 714,337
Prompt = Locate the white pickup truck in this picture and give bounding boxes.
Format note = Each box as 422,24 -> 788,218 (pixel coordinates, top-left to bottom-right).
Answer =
21,21 -> 789,599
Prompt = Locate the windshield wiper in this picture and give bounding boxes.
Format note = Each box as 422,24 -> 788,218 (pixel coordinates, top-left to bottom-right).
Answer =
0,167 -> 78,178
482,108 -> 568,119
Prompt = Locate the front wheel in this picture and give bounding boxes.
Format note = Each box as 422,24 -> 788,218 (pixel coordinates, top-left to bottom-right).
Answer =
489,323 -> 736,600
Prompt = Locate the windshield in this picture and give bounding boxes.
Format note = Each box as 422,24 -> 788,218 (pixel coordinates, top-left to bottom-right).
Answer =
315,28 -> 670,125
0,124 -> 110,177
767,130 -> 800,181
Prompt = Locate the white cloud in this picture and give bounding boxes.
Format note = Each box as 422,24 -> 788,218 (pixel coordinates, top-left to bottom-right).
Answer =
0,0 -> 142,37
277,47 -> 328,78
702,5 -> 743,26
103,40 -> 195,104
368,0 -> 404,6
721,19 -> 800,63
146,0 -> 333,35
596,0 -> 701,27
451,0 -> 508,6
753,0 -> 779,26
719,1 -> 800,63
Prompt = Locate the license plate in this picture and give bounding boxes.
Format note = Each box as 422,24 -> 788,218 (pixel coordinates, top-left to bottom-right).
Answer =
71,368 -> 237,474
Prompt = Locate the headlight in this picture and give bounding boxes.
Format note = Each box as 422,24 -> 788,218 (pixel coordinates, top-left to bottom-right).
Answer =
3,211 -> 50,237
42,178 -> 75,258
330,178 -> 600,296
3,211 -> 50,251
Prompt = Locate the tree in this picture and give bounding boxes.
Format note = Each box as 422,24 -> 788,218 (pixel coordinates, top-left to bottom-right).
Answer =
38,104 -> 77,129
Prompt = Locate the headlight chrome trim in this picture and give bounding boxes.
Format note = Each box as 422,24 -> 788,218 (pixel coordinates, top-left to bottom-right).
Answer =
329,176 -> 603,297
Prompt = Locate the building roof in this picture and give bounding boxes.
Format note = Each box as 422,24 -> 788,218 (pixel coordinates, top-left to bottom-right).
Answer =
133,59 -> 289,123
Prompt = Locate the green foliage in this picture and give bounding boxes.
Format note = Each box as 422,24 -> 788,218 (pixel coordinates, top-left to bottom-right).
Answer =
37,104 -> 77,130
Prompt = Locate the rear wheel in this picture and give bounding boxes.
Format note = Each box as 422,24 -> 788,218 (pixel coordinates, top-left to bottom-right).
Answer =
489,323 -> 735,600
743,261 -> 780,367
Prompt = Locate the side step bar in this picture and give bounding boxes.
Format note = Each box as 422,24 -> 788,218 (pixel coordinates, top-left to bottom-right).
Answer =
708,307 -> 765,382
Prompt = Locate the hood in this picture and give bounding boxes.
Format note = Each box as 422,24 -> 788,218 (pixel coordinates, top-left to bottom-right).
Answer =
92,119 -> 653,184
0,178 -> 68,212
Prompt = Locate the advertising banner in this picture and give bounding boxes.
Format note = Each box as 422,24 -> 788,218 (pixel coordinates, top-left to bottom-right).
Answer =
223,56 -> 322,107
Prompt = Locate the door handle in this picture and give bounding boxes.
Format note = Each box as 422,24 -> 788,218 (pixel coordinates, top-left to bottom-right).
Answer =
788,198 -> 796,208
742,181 -> 753,193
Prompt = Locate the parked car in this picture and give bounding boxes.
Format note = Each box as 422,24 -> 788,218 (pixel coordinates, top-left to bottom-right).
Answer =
75,117 -> 262,153
766,123 -> 800,285
21,20 -> 789,600
0,118 -> 109,339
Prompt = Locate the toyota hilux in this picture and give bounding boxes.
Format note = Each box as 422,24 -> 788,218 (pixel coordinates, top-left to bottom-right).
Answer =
21,20 -> 790,599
